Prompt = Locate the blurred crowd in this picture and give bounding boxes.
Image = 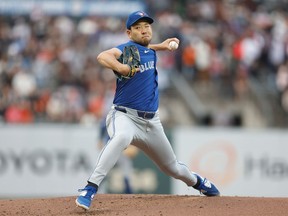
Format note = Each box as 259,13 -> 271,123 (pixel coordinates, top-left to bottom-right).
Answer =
0,0 -> 288,125
151,0 -> 288,108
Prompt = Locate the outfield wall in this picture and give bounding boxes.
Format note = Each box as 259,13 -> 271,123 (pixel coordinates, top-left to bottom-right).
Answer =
172,127 -> 288,197
0,124 -> 100,198
0,125 -> 287,198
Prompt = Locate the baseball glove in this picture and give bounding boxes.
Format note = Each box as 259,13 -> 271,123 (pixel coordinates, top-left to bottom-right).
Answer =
113,45 -> 141,80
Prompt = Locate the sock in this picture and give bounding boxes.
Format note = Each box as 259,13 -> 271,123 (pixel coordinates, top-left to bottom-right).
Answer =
191,173 -> 203,188
87,181 -> 99,190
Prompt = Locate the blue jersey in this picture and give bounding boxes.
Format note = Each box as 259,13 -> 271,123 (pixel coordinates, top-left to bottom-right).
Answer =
113,41 -> 159,112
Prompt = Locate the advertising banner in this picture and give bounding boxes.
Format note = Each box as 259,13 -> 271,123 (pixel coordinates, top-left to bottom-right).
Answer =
0,124 -> 100,198
0,0 -> 144,16
172,128 -> 288,197
0,124 -> 170,198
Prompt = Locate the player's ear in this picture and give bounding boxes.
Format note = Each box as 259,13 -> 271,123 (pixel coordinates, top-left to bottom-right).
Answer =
126,29 -> 132,39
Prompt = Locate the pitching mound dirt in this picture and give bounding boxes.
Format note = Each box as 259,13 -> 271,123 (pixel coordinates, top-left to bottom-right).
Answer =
0,194 -> 287,216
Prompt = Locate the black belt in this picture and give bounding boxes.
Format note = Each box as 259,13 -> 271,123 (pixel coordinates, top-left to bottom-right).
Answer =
114,106 -> 155,120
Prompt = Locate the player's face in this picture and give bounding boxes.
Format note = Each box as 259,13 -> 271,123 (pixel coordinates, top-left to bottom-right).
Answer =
127,21 -> 152,46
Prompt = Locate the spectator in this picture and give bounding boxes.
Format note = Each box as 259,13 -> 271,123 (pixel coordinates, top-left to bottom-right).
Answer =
5,98 -> 34,123
0,0 -> 287,126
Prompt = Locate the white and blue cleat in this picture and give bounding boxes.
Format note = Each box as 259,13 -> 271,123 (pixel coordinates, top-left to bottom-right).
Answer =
75,186 -> 97,210
193,175 -> 220,196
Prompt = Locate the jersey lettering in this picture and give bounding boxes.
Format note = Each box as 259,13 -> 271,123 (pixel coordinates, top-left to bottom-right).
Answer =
139,61 -> 155,73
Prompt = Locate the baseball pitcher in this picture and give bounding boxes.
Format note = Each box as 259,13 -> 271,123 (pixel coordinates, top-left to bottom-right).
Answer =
76,11 -> 220,211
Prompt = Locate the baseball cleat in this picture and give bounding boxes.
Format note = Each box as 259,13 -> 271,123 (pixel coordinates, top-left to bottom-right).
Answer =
75,186 -> 97,210
193,174 -> 220,196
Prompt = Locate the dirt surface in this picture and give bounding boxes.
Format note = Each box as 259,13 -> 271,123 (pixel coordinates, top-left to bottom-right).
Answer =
0,194 -> 287,216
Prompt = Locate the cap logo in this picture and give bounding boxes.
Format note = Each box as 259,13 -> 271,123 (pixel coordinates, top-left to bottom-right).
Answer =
126,11 -> 153,29
137,12 -> 145,17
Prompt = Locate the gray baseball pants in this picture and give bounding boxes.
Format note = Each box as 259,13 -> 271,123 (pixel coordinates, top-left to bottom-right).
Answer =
88,105 -> 197,187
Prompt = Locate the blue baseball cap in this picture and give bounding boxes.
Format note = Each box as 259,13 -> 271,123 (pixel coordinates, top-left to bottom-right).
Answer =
126,11 -> 154,29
